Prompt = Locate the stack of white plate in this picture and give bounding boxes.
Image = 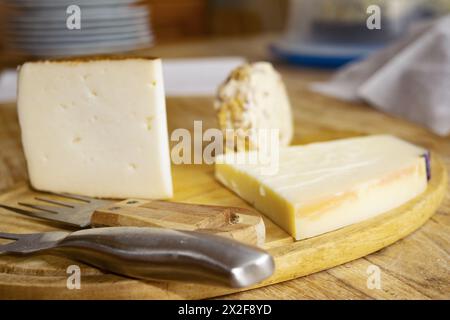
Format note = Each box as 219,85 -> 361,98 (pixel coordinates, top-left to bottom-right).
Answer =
2,0 -> 153,57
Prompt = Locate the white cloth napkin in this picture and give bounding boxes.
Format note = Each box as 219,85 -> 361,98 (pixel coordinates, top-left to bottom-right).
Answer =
0,57 -> 246,103
311,16 -> 450,136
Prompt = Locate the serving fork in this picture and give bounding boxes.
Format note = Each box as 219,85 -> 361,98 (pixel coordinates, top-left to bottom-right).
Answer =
0,191 -> 265,245
0,193 -> 112,228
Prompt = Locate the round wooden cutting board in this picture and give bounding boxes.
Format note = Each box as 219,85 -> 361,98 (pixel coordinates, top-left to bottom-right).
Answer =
0,97 -> 448,299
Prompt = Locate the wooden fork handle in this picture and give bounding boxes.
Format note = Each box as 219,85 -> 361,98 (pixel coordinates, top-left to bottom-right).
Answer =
90,199 -> 265,246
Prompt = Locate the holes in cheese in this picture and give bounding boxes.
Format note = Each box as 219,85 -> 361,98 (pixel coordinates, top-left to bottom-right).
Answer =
18,57 -> 172,199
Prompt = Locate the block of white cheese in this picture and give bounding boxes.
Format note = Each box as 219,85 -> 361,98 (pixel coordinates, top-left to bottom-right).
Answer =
18,57 -> 173,199
215,135 -> 429,240
215,62 -> 293,151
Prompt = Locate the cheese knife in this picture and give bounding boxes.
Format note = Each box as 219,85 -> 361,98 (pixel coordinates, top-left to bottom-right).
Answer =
0,226 -> 274,288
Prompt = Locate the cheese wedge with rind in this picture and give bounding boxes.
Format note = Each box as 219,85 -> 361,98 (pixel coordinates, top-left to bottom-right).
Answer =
215,62 -> 293,151
215,135 -> 428,240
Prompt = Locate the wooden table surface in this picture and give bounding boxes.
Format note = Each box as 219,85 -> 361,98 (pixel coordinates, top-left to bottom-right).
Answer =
0,35 -> 449,299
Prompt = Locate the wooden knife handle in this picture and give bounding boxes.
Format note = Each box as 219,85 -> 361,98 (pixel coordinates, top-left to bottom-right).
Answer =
90,199 -> 265,246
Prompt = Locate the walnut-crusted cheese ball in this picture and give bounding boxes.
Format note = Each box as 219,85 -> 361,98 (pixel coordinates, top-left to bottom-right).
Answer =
215,62 -> 293,151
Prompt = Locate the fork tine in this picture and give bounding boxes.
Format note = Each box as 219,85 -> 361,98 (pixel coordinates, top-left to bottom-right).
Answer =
0,232 -> 21,240
18,202 -> 59,214
0,204 -> 59,221
52,192 -> 91,203
35,197 -> 75,208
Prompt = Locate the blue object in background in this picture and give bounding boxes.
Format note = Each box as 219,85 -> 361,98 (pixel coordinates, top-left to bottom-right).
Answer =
270,41 -> 384,69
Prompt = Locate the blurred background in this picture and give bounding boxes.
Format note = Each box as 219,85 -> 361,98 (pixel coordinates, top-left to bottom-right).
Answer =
0,0 -> 286,67
0,0 -> 449,135
1,0 -> 449,69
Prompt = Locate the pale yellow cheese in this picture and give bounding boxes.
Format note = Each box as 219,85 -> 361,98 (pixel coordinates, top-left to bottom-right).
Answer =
18,58 -> 173,199
215,135 -> 428,240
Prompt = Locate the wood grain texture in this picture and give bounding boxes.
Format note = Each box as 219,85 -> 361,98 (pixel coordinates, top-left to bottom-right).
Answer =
0,155 -> 446,299
0,35 -> 449,299
94,200 -> 266,246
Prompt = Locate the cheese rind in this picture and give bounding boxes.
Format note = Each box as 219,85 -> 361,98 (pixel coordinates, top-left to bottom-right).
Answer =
18,58 -> 173,199
215,135 -> 428,240
215,62 -> 293,151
